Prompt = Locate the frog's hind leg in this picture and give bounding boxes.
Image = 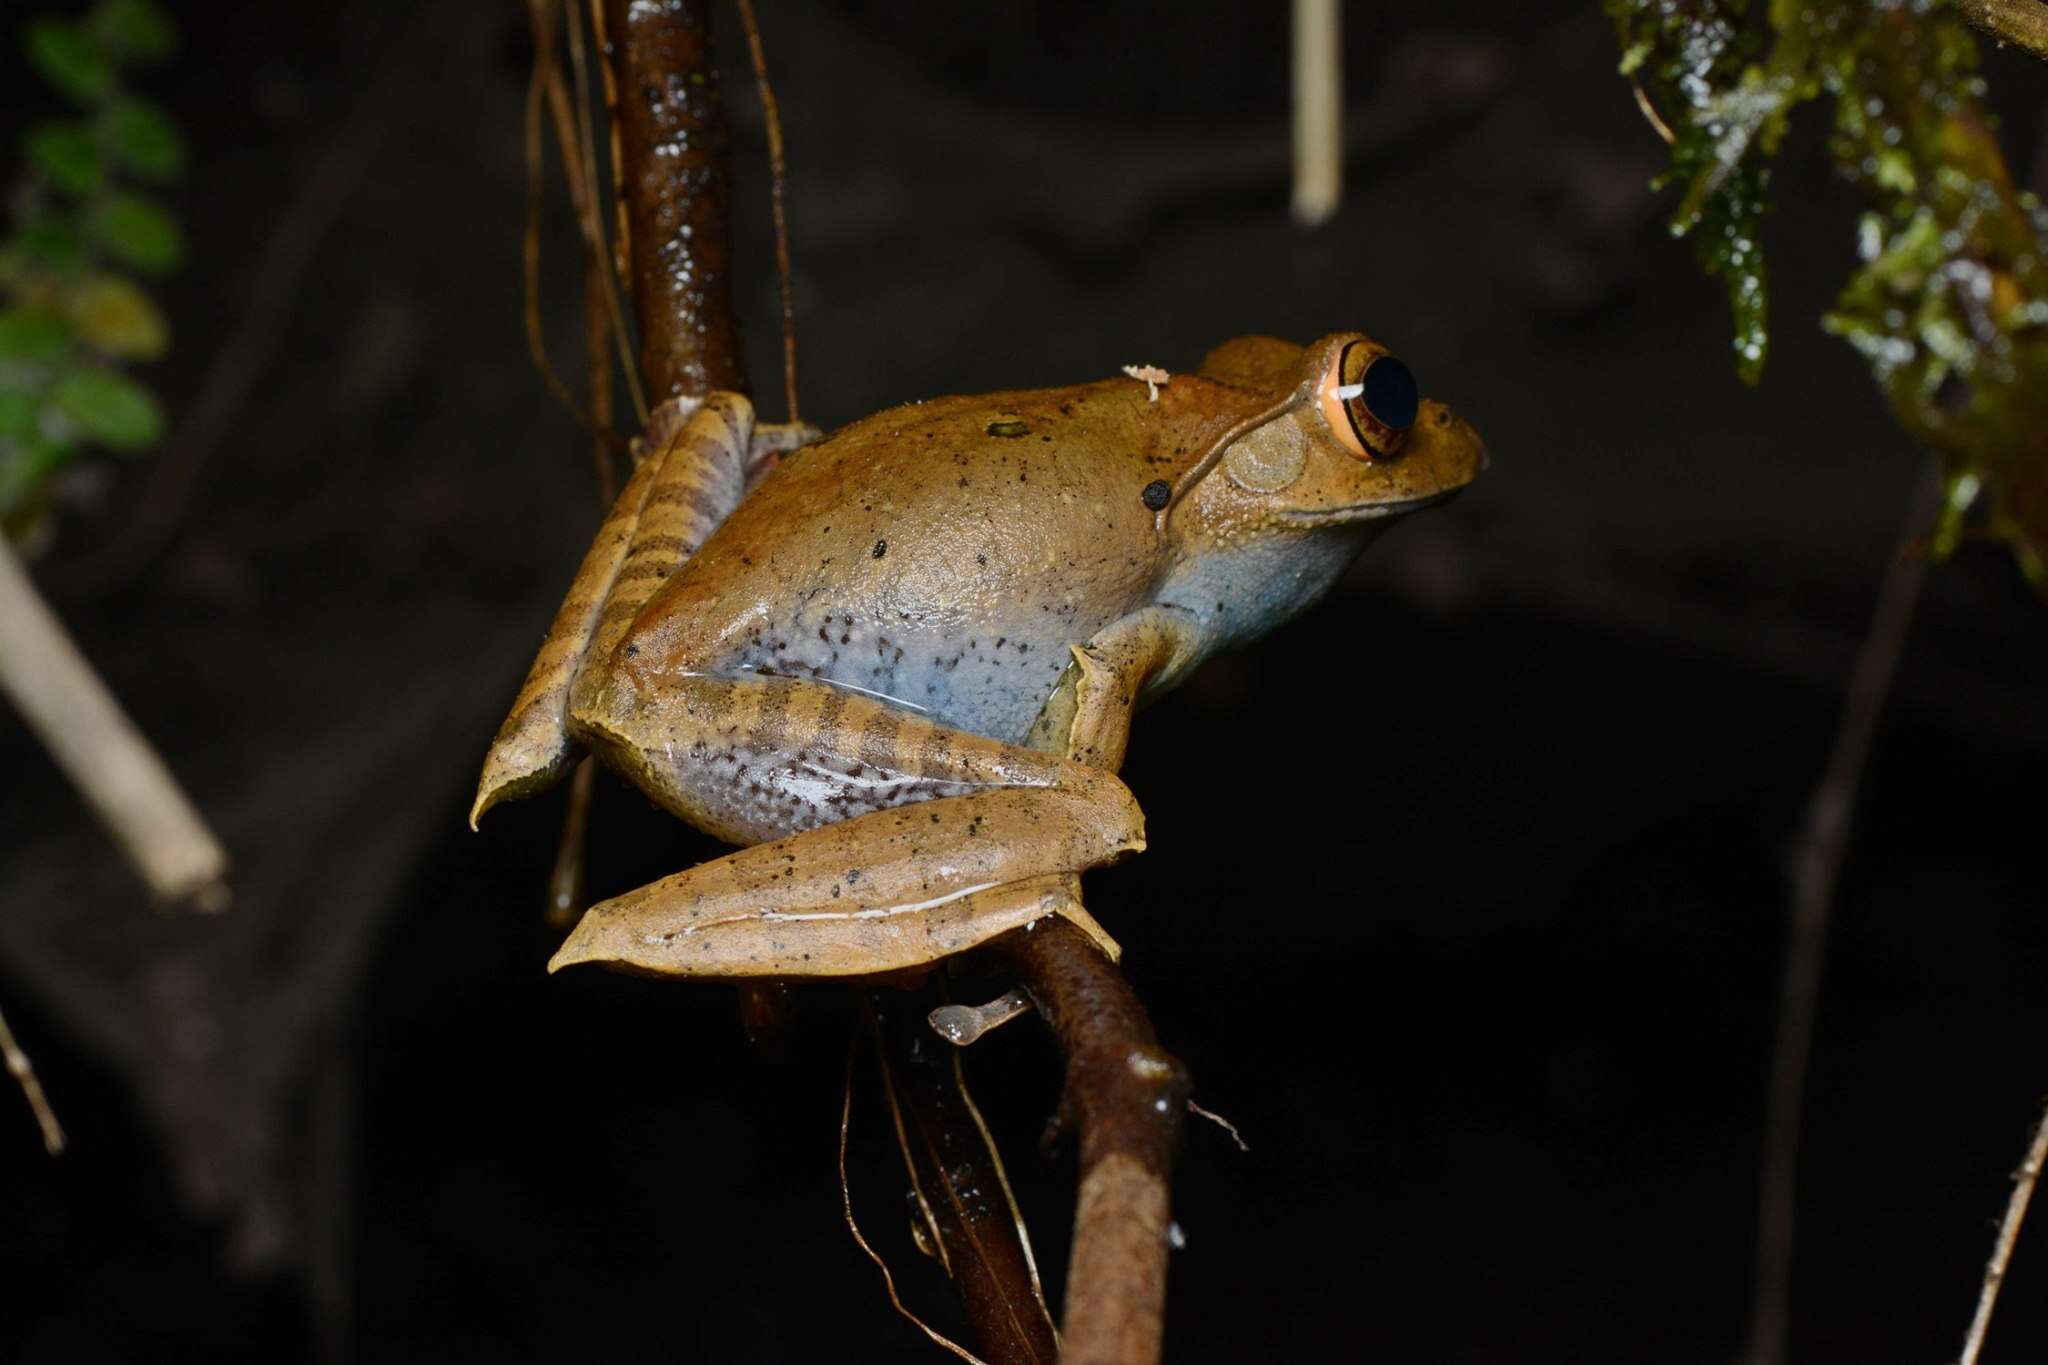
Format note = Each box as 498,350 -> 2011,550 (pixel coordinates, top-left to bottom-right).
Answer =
548,672 -> 1146,978
471,394 -> 763,825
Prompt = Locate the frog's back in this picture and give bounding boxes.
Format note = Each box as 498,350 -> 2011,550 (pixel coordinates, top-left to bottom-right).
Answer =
622,377 -> 1230,742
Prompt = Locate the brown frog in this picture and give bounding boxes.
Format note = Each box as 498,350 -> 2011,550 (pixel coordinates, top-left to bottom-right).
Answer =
472,332 -> 1485,977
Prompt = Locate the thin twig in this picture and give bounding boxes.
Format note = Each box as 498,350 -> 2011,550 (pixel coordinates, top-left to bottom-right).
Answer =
1748,461 -> 1940,1365
870,991 -> 1061,1365
736,0 -> 800,424
543,224 -> 625,932
563,0 -> 648,425
1957,1101 -> 2048,1365
0,999 -> 65,1156
1955,0 -> 2048,62
0,535 -> 229,910
1630,73 -> 1677,146
523,0 -> 611,440
545,758 -> 599,931
1001,919 -> 1189,1365
580,154 -> 623,505
841,1042 -> 991,1365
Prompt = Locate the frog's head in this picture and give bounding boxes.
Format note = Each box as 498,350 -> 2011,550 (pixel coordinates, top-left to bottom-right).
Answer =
1164,332 -> 1486,542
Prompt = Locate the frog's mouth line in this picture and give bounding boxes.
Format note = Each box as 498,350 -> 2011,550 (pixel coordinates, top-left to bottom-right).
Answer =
1280,487 -> 1464,526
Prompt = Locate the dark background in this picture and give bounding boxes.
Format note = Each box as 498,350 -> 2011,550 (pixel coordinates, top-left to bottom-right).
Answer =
3,2 -> 2046,1361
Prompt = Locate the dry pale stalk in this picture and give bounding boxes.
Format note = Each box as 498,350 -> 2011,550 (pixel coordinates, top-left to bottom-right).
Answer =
0,1000 -> 64,1155
1956,1102 -> 2048,1365
0,535 -> 228,909
1290,0 -> 1342,225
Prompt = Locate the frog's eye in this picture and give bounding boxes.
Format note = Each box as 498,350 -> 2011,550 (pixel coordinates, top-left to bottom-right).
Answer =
1321,341 -> 1418,460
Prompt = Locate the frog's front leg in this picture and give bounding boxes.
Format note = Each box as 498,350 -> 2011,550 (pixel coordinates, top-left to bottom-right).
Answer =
470,394 -> 813,825
1026,605 -> 1202,771
544,671 -> 1146,979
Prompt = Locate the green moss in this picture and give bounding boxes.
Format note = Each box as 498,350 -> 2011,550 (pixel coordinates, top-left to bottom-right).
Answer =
1610,0 -> 2048,593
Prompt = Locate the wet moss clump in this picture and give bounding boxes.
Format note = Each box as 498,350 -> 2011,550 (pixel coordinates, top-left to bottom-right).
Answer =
1610,0 -> 2048,591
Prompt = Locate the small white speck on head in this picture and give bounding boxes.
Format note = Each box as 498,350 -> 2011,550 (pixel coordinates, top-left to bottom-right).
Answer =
1335,382 -> 1364,400
1122,364 -> 1171,402
1167,1221 -> 1187,1251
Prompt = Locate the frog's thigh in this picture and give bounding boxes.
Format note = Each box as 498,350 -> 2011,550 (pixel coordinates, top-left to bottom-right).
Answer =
553,673 -> 1146,978
471,394 -> 756,826
1027,605 -> 1202,772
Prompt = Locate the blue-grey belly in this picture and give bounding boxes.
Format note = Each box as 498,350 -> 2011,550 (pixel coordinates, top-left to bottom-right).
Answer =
718,606 -> 1097,745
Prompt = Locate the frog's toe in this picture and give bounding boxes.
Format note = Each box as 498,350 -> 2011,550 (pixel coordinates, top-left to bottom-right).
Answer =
470,733 -> 574,829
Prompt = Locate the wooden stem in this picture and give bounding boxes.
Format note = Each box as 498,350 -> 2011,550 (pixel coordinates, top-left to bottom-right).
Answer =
1001,920 -> 1189,1365
601,0 -> 746,401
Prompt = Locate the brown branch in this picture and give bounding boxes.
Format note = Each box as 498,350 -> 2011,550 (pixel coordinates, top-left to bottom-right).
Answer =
870,990 -> 1060,1365
1958,1100 -> 2048,1365
1747,462 -> 1939,1365
1956,0 -> 2048,61
600,0 -> 746,401
1000,919 -> 1189,1365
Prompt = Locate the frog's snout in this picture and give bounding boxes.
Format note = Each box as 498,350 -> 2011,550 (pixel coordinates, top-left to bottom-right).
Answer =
1418,399 -> 1488,486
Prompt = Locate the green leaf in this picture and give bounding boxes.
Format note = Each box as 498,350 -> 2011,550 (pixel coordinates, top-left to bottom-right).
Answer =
25,18 -> 112,103
0,309 -> 75,365
90,192 -> 183,273
26,123 -> 105,197
91,0 -> 177,64
0,434 -> 75,524
105,97 -> 184,181
52,367 -> 164,450
0,390 -> 41,441
66,274 -> 168,358
17,218 -> 86,273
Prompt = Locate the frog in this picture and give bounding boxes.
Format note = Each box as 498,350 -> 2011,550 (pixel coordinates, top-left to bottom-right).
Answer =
471,330 -> 1485,980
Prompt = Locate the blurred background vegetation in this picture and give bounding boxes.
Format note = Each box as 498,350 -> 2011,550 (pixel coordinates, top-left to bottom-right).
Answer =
1,0 -> 181,550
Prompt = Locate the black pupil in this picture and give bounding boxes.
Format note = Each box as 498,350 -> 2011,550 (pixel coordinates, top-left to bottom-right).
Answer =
1361,355 -> 1418,431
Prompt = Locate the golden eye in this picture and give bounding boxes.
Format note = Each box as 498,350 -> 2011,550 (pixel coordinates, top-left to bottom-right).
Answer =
1319,341 -> 1419,460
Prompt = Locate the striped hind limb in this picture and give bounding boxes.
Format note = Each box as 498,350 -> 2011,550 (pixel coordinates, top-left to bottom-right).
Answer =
470,394 -> 812,826
545,671 -> 1147,978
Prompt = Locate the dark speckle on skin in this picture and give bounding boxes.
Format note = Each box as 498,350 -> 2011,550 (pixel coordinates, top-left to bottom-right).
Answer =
872,539 -> 887,559
1141,479 -> 1172,511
